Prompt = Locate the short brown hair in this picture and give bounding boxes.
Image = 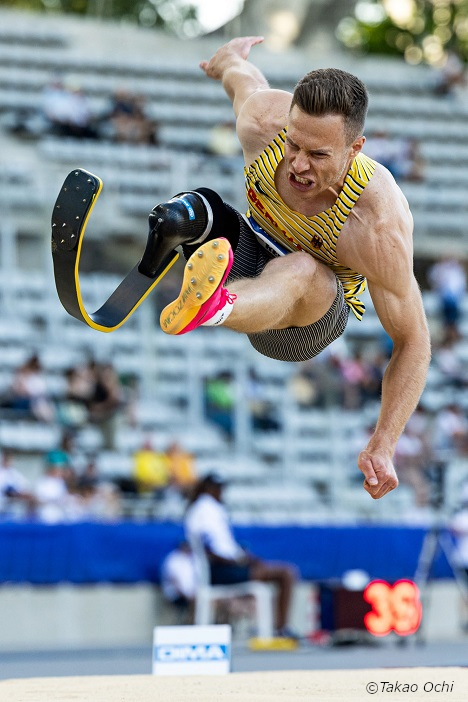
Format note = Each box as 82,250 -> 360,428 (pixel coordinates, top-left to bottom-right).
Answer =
291,68 -> 368,144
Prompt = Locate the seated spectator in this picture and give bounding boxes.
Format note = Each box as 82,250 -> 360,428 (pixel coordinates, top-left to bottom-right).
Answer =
67,454 -> 121,521
433,50 -> 466,97
432,403 -> 468,457
432,336 -> 468,389
133,438 -> 171,497
42,78 -> 98,139
247,368 -> 281,431
364,130 -> 424,182
314,349 -> 347,408
288,362 -> 323,409
87,362 -> 124,450
8,353 -> 55,422
428,256 -> 466,339
71,473 -> 121,522
46,431 -> 80,492
185,472 -> 298,638
35,459 -> 70,523
165,441 -> 197,495
0,450 -> 35,517
101,89 -> 158,144
203,371 -> 235,441
206,121 -> 244,173
338,349 -> 383,410
57,364 -> 94,429
449,482 -> 468,582
160,541 -> 196,623
394,407 -> 431,508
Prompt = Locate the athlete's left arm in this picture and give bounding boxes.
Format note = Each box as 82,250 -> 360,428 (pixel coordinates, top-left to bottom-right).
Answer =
353,196 -> 431,500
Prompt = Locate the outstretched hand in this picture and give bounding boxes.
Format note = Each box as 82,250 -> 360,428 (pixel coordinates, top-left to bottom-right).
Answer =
358,448 -> 399,500
199,36 -> 264,80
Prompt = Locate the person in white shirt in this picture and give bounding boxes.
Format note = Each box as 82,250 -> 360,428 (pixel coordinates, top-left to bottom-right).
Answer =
450,483 -> 468,578
160,541 -> 197,622
428,257 -> 466,337
35,461 -> 70,523
0,450 -> 34,516
184,472 -> 297,637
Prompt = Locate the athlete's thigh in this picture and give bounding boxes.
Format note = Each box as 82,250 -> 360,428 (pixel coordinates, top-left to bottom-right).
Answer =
263,251 -> 337,322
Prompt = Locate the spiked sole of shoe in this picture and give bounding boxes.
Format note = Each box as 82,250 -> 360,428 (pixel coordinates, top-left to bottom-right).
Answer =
159,238 -> 231,335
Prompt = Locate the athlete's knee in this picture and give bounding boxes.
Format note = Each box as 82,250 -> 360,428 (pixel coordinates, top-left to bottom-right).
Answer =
293,252 -> 336,288
277,252 -> 324,288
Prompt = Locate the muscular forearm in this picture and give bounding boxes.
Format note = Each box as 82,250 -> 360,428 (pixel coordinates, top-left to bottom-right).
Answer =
200,37 -> 268,116
367,336 -> 431,456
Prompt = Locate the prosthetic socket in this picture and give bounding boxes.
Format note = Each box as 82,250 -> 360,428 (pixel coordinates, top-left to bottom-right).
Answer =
139,191 -> 212,278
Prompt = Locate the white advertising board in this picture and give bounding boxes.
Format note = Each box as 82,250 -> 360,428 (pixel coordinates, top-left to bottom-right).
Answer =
152,624 -> 231,676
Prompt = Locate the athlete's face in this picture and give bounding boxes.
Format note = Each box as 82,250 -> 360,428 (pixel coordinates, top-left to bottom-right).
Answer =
284,106 -> 364,196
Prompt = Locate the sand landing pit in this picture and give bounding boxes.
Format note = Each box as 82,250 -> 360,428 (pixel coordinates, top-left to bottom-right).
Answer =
1,668 -> 467,701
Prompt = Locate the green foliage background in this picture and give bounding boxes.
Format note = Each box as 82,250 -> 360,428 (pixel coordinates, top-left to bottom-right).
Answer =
337,0 -> 468,65
0,0 -> 199,36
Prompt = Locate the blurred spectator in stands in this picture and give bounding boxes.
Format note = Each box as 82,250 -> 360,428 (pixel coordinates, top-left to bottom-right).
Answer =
428,256 -> 466,339
35,458 -> 70,523
160,541 -> 196,623
185,472 -> 298,638
203,371 -> 235,441
288,346 -> 349,411
101,89 -> 158,144
0,450 -> 35,518
319,349 -> 349,407
432,335 -> 468,389
431,402 -> 468,457
46,431 -> 81,491
289,362 -> 322,409
57,364 -> 94,430
133,438 -> 171,497
363,351 -> 386,404
80,454 -> 100,485
87,361 -> 124,450
71,470 -> 121,522
361,130 -> 393,170
206,120 -> 243,173
74,454 -> 121,520
450,482 -> 468,581
42,78 -> 98,139
8,353 -> 55,422
166,440 -> 197,495
339,349 -> 383,410
157,442 -> 198,520
394,405 -> 432,508
433,50 -> 466,97
449,481 -> 468,631
364,130 -> 424,182
121,374 -> 141,429
246,367 -> 281,431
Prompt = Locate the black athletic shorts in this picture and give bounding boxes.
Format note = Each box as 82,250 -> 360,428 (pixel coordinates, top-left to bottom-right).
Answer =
210,562 -> 251,585
226,207 -> 350,362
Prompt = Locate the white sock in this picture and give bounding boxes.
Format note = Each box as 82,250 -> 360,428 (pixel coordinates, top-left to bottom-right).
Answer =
201,297 -> 236,327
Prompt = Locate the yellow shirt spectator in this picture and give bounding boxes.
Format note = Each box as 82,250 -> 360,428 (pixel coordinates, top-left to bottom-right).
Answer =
133,443 -> 170,493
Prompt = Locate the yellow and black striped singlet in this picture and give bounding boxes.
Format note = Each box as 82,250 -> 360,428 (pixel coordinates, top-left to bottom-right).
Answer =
244,128 -> 377,320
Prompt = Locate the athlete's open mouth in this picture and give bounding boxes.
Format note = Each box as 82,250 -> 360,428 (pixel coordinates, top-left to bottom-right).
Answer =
289,172 -> 313,188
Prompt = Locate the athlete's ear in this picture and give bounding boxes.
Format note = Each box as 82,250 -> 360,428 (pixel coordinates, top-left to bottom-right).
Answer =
350,136 -> 365,158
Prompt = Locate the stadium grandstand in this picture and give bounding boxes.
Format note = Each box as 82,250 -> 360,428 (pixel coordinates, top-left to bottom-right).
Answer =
1,6 -> 468,521
0,4 -> 468,651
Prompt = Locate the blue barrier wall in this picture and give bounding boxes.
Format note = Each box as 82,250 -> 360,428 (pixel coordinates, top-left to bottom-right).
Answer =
0,522 -> 453,584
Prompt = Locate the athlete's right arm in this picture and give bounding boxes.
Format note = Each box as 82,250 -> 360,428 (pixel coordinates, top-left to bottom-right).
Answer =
200,36 -> 292,162
200,36 -> 269,117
